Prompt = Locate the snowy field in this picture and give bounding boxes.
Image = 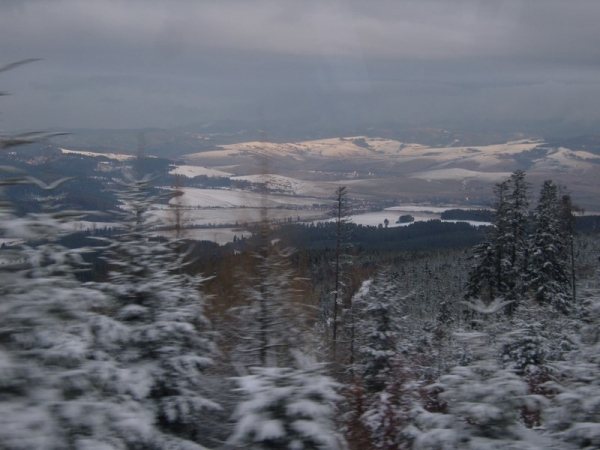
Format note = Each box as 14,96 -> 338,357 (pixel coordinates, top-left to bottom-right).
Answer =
61,148 -> 134,161
184,138 -> 543,165
183,137 -> 424,160
350,211 -> 440,227
385,205 -> 488,213
411,168 -> 512,182
313,210 -> 489,228
311,205 -> 492,228
149,207 -> 323,227
231,174 -> 329,196
0,238 -> 23,246
169,165 -> 232,178
167,187 -> 330,209
530,147 -> 596,174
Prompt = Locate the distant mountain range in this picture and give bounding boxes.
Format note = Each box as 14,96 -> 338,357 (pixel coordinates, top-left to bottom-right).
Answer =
31,126 -> 600,212
50,122 -> 535,157
176,135 -> 600,211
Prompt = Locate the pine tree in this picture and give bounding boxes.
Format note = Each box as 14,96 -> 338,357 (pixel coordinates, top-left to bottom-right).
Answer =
0,175 -> 115,449
360,356 -> 420,450
0,179 -> 166,449
331,186 -> 353,364
0,61 -> 133,448
465,239 -> 498,301
529,180 -> 571,313
229,353 -> 346,450
347,272 -> 412,449
558,192 -> 580,304
229,245 -> 307,368
406,331 -> 555,449
545,296 -> 600,448
465,171 -> 530,311
345,278 -> 372,382
358,270 -> 405,393
465,180 -> 512,302
90,173 -> 219,447
506,170 -> 531,299
493,179 -> 513,297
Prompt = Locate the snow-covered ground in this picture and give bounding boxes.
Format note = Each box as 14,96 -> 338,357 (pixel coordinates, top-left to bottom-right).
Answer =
0,238 -> 23,246
149,207 -> 322,227
185,137 -> 425,160
231,174 -> 329,196
530,147 -> 596,174
313,209 -> 490,228
167,187 -> 329,209
185,138 -> 542,162
385,205 -> 488,213
169,165 -> 232,178
411,168 -> 512,182
349,211 -> 437,227
61,148 -> 135,161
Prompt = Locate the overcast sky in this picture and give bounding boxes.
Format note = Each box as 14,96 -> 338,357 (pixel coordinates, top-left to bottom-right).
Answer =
1,0 -> 600,134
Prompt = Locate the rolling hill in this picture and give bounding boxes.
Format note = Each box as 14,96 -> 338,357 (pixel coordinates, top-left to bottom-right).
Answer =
178,136 -> 600,211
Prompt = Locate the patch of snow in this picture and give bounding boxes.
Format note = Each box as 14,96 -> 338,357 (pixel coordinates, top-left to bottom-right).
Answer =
411,168 -> 512,182
533,147 -> 596,174
311,208 -> 490,228
386,206 -> 481,213
169,165 -> 232,178
167,188 -> 329,209
314,211 -> 442,228
60,148 -> 135,161
0,238 -> 23,246
231,174 -> 328,196
149,207 -> 320,227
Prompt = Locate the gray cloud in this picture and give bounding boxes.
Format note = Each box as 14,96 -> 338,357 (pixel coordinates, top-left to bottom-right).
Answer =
0,0 -> 599,133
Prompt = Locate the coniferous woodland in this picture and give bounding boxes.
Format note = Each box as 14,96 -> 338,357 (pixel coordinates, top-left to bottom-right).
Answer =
3,63 -> 600,450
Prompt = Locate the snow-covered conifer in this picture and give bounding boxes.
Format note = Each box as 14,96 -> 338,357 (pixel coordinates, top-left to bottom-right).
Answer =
359,356 -> 420,450
0,169 -> 156,448
465,180 -> 512,303
0,60 -> 160,449
529,180 -> 571,313
230,352 -> 346,450
465,171 -> 531,311
545,297 -> 600,448
358,270 -> 405,393
465,239 -> 498,301
89,173 -> 219,447
406,330 -> 555,449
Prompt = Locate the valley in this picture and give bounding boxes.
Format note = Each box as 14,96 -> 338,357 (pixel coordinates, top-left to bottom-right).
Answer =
176,135 -> 600,211
46,133 -> 600,243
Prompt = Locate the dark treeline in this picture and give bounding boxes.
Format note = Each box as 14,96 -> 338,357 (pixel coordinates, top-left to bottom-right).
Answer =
169,173 -> 253,190
440,208 -> 494,222
271,220 -> 486,251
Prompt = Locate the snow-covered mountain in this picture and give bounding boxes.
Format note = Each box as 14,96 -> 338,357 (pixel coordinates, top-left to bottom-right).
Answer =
178,136 -> 600,211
